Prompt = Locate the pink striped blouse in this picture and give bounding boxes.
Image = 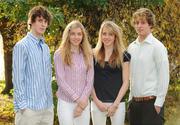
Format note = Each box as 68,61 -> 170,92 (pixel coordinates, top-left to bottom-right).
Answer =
54,49 -> 94,103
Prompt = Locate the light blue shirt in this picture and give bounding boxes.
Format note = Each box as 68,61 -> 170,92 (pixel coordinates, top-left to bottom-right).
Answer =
128,33 -> 169,107
12,32 -> 53,111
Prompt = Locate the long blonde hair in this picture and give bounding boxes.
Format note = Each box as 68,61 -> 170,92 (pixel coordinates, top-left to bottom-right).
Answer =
59,20 -> 92,68
94,20 -> 125,68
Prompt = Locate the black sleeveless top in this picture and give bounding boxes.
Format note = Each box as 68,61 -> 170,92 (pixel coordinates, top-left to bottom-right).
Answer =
94,51 -> 131,103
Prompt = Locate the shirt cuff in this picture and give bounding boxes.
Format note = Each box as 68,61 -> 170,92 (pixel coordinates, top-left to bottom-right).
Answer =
79,95 -> 89,101
71,93 -> 79,102
18,100 -> 27,110
154,96 -> 165,107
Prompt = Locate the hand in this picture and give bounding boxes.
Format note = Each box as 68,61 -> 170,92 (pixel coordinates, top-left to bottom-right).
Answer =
76,96 -> 88,110
154,106 -> 161,114
74,105 -> 83,118
107,103 -> 119,117
95,100 -> 109,112
20,108 -> 26,115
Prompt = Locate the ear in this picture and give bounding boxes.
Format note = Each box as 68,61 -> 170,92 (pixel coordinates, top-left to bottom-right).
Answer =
27,19 -> 32,30
28,18 -> 31,25
149,24 -> 153,29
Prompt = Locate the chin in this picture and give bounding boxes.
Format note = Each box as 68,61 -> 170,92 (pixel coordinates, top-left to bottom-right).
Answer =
138,33 -> 144,36
39,29 -> 45,33
75,43 -> 81,46
38,31 -> 45,35
74,42 -> 81,45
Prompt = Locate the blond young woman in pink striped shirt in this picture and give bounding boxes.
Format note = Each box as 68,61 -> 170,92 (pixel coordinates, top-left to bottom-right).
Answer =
54,20 -> 94,125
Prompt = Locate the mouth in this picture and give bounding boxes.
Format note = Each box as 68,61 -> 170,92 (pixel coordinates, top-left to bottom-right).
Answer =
40,28 -> 46,31
137,29 -> 143,32
103,39 -> 111,43
73,40 -> 81,43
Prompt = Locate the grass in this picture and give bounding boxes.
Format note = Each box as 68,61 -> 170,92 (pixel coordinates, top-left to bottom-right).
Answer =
0,81 -> 14,124
164,84 -> 180,125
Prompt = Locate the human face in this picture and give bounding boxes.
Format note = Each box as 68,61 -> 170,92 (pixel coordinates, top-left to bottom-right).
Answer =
31,16 -> 48,37
69,27 -> 83,48
134,17 -> 151,39
101,27 -> 115,48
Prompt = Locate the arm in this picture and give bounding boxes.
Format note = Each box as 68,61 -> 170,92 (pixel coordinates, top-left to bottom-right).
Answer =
13,43 -> 27,110
77,56 -> 94,109
115,62 -> 130,105
154,46 -> 169,108
91,87 -> 109,112
108,61 -> 130,116
54,51 -> 79,101
127,45 -> 133,102
47,47 -> 52,86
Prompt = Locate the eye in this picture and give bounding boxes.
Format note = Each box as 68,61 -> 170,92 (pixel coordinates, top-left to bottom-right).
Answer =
77,32 -> 82,36
134,21 -> 139,25
38,19 -> 43,23
109,33 -> 114,36
44,20 -> 48,24
102,32 -> 107,36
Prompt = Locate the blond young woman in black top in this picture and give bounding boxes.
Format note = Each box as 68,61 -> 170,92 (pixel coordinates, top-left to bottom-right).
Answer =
91,21 -> 131,125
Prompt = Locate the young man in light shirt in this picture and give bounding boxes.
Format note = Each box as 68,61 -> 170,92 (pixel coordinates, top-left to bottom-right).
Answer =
128,8 -> 169,125
13,5 -> 54,125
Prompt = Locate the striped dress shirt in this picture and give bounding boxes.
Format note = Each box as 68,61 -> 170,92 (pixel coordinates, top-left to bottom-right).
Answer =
54,49 -> 94,103
12,32 -> 53,111
128,33 -> 169,107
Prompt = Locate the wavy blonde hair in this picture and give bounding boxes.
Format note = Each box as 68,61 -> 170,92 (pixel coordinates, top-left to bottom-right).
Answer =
59,20 -> 92,68
94,20 -> 125,68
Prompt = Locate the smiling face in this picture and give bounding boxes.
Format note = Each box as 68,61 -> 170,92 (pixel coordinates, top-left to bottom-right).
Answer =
101,26 -> 115,48
69,27 -> 83,48
30,16 -> 48,37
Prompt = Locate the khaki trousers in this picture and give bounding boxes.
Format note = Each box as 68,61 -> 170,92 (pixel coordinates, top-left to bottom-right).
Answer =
15,107 -> 54,125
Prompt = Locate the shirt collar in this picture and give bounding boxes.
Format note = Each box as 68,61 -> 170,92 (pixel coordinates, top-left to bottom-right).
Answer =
134,33 -> 153,45
27,32 -> 45,45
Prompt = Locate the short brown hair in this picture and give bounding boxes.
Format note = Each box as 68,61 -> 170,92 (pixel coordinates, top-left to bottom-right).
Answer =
131,8 -> 155,28
28,5 -> 52,26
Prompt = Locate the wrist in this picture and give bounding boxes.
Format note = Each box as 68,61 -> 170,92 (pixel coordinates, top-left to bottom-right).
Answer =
77,104 -> 85,110
113,102 -> 119,108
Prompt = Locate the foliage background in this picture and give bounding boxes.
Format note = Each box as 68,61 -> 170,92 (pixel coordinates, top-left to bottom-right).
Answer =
0,0 -> 179,124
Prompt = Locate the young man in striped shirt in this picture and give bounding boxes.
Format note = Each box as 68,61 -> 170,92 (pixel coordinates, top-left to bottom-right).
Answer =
13,5 -> 54,125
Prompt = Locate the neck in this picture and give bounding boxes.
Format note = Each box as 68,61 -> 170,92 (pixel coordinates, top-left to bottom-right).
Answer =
104,45 -> 113,61
30,30 -> 42,39
138,33 -> 151,43
71,44 -> 80,53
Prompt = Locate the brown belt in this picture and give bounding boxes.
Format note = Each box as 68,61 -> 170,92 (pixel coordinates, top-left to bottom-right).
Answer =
133,96 -> 156,102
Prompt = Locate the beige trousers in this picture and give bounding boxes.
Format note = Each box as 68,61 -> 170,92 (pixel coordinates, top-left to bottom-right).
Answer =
15,107 -> 54,125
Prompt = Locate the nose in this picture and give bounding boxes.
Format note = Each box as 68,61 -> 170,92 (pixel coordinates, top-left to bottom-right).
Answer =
74,34 -> 78,38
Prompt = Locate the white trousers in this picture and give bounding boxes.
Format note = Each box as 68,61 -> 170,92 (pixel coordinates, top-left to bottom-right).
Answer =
91,101 -> 125,125
57,99 -> 90,125
15,106 -> 54,125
